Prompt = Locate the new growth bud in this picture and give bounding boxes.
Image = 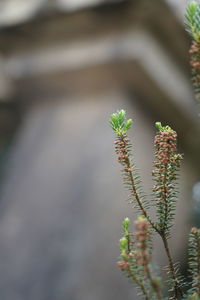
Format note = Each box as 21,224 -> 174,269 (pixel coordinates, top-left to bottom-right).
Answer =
122,217 -> 130,235
117,261 -> 130,271
185,0 -> 200,42
124,119 -> 133,131
120,236 -> 128,250
191,227 -> 199,234
188,1 -> 198,17
109,109 -> 133,136
155,122 -> 162,131
155,122 -> 172,132
120,237 -> 128,259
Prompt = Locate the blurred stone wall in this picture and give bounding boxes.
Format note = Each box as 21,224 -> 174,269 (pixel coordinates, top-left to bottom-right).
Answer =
0,92 -> 194,300
0,1 -> 199,300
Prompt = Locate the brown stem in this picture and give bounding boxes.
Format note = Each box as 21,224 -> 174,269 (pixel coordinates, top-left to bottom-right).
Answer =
128,267 -> 150,300
161,235 -> 183,299
125,156 -> 159,234
146,267 -> 162,300
126,233 -> 131,253
118,135 -> 158,233
128,159 -> 183,299
162,162 -> 168,231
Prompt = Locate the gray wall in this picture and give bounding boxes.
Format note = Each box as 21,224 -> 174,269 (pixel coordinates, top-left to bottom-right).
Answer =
0,91 -> 194,300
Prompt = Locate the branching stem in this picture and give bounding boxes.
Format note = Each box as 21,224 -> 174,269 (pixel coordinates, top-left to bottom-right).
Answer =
161,235 -> 183,299
127,164 -> 154,228
120,136 -> 183,299
146,266 -> 162,300
118,135 -> 158,234
128,267 -> 150,300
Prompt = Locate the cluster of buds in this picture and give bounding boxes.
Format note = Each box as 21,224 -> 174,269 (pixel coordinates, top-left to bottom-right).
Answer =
117,236 -> 130,271
191,227 -> 199,234
152,123 -> 182,204
189,42 -> 200,101
117,217 -> 151,274
110,110 -> 142,206
110,109 -> 133,173
117,218 -> 131,271
114,137 -> 130,164
117,260 -> 130,271
109,109 -> 133,136
154,123 -> 177,166
134,217 -> 150,271
114,137 -> 135,187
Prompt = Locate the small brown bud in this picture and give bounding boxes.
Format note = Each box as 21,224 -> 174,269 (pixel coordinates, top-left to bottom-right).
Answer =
117,261 -> 130,271
191,227 -> 198,234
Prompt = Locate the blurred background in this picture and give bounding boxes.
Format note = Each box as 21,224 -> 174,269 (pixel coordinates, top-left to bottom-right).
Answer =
0,0 -> 200,299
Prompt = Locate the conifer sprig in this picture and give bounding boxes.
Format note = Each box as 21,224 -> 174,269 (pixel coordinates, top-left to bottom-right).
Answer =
185,1 -> 200,40
187,228 -> 200,298
117,217 -> 162,300
110,110 -> 156,229
153,122 -> 183,237
110,110 -> 184,299
184,5 -> 200,297
185,1 -> 200,102
152,123 -> 185,297
117,217 -> 150,300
